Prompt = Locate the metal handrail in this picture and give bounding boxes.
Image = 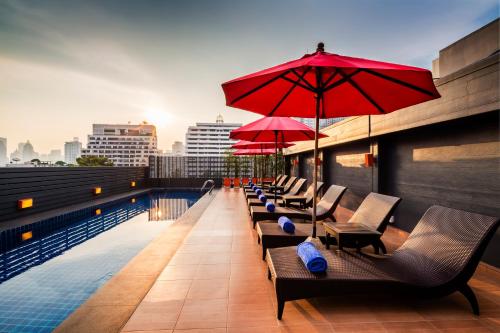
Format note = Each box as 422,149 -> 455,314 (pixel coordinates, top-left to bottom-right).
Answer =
200,179 -> 215,194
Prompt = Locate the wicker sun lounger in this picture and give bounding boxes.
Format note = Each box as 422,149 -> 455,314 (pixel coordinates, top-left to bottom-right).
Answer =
246,176 -> 297,199
266,205 -> 500,319
250,185 -> 347,228
256,192 -> 401,259
247,178 -> 306,209
244,174 -> 285,191
281,181 -> 324,209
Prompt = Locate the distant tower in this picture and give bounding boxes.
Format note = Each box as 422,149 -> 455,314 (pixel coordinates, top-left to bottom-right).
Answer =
216,114 -> 224,124
0,137 -> 7,166
64,137 -> 82,164
22,140 -> 35,162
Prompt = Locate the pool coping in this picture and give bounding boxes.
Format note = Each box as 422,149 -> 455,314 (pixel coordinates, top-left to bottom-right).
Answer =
53,189 -> 218,333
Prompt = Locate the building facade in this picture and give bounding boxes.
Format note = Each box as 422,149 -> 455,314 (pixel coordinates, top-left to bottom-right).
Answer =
0,138 -> 7,166
185,115 -> 241,156
294,117 -> 347,130
82,124 -> 158,166
171,141 -> 185,156
64,137 -> 82,164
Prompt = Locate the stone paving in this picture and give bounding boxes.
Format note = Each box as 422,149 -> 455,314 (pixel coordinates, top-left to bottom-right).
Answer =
121,188 -> 500,333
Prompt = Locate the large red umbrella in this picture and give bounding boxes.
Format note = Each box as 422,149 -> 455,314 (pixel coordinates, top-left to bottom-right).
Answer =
233,148 -> 275,155
232,141 -> 296,186
230,116 -> 327,202
232,140 -> 295,150
222,43 -> 441,237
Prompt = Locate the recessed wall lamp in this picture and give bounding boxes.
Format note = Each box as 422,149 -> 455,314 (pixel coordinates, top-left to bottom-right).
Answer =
94,187 -> 102,195
18,198 -> 33,209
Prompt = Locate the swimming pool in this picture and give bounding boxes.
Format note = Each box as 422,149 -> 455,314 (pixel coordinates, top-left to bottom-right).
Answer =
0,190 -> 201,333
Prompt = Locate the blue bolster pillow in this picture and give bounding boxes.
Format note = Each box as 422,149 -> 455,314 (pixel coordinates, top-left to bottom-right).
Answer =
248,181 -> 253,186
258,194 -> 267,203
256,189 -> 262,195
296,241 -> 327,273
278,216 -> 295,233
251,185 -> 256,190
265,201 -> 275,212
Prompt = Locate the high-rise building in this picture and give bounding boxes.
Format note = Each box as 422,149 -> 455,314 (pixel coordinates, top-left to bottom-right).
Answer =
294,117 -> 346,130
48,149 -> 62,163
0,138 -> 7,166
64,137 -> 82,164
171,141 -> 185,156
81,124 -> 158,166
185,115 -> 241,156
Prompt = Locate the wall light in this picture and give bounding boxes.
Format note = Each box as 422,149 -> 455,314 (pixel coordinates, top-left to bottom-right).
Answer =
18,198 -> 33,209
130,181 -> 136,187
95,208 -> 102,215
364,153 -> 375,167
21,231 -> 33,241
93,187 -> 102,195
131,198 -> 136,203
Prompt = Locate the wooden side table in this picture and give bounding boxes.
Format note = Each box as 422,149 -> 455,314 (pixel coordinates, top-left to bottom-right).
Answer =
282,195 -> 307,208
323,222 -> 385,254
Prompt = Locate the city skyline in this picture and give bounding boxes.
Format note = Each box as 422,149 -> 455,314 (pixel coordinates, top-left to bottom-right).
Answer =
1,0 -> 498,154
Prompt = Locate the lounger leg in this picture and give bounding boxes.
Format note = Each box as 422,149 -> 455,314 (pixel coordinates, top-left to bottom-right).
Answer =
459,284 -> 480,315
277,299 -> 285,320
377,239 -> 387,254
267,268 -> 271,280
325,232 -> 330,249
262,246 -> 267,260
257,235 -> 260,244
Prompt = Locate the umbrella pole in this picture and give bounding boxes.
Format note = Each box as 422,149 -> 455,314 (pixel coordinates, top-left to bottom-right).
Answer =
312,107 -> 320,238
274,131 -> 278,203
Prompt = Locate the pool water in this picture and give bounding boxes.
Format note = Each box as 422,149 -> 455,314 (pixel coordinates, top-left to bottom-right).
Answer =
0,190 -> 201,333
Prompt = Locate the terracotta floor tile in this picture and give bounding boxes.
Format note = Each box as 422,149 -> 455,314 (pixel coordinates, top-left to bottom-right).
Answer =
187,279 -> 229,300
382,321 -> 440,333
227,309 -> 278,328
330,322 -> 386,333
277,323 -> 334,332
195,264 -> 231,279
159,265 -> 199,280
169,253 -> 203,266
200,252 -> 232,264
144,280 -> 192,302
173,329 -> 226,333
227,327 -> 281,333
122,300 -> 183,331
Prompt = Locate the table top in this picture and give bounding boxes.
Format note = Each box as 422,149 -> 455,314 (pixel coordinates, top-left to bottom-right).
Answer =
323,222 -> 381,235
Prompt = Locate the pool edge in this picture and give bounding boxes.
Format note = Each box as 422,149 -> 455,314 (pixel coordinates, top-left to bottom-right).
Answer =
53,189 -> 218,333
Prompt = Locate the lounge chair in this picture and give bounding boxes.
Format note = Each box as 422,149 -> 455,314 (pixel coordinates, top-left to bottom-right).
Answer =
233,178 -> 241,188
244,174 -> 285,191
280,181 -> 324,209
256,192 -> 401,260
247,178 -> 306,209
266,205 -> 500,319
246,176 -> 297,199
250,185 -> 347,228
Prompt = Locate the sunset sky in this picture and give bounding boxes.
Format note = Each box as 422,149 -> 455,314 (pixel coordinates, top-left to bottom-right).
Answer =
1,0 -> 498,154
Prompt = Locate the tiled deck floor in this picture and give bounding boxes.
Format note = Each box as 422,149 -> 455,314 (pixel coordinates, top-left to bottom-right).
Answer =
121,189 -> 500,333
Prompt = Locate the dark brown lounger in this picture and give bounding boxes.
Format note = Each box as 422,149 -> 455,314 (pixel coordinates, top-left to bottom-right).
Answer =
244,174 -> 286,191
266,205 -> 500,319
247,178 -> 306,209
256,192 -> 401,259
250,185 -> 347,228
246,176 -> 297,199
281,181 -> 324,209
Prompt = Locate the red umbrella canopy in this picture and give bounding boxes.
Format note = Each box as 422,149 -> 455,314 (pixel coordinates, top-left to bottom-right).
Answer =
233,148 -> 275,156
230,116 -> 327,142
232,140 -> 295,149
222,43 -> 440,118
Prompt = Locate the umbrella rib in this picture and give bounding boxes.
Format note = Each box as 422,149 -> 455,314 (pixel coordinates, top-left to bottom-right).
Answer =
323,69 -> 362,92
230,70 -> 291,105
338,69 -> 386,114
269,67 -> 311,116
290,69 -> 316,91
301,130 -> 315,140
362,69 -> 436,96
322,69 -> 338,88
281,76 -> 313,92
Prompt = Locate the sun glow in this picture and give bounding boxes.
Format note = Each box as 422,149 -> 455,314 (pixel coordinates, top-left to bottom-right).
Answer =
144,108 -> 171,128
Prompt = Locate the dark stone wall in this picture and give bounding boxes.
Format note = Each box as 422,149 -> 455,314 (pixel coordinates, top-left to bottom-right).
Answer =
378,111 -> 500,266
323,140 -> 372,212
0,167 -> 147,223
